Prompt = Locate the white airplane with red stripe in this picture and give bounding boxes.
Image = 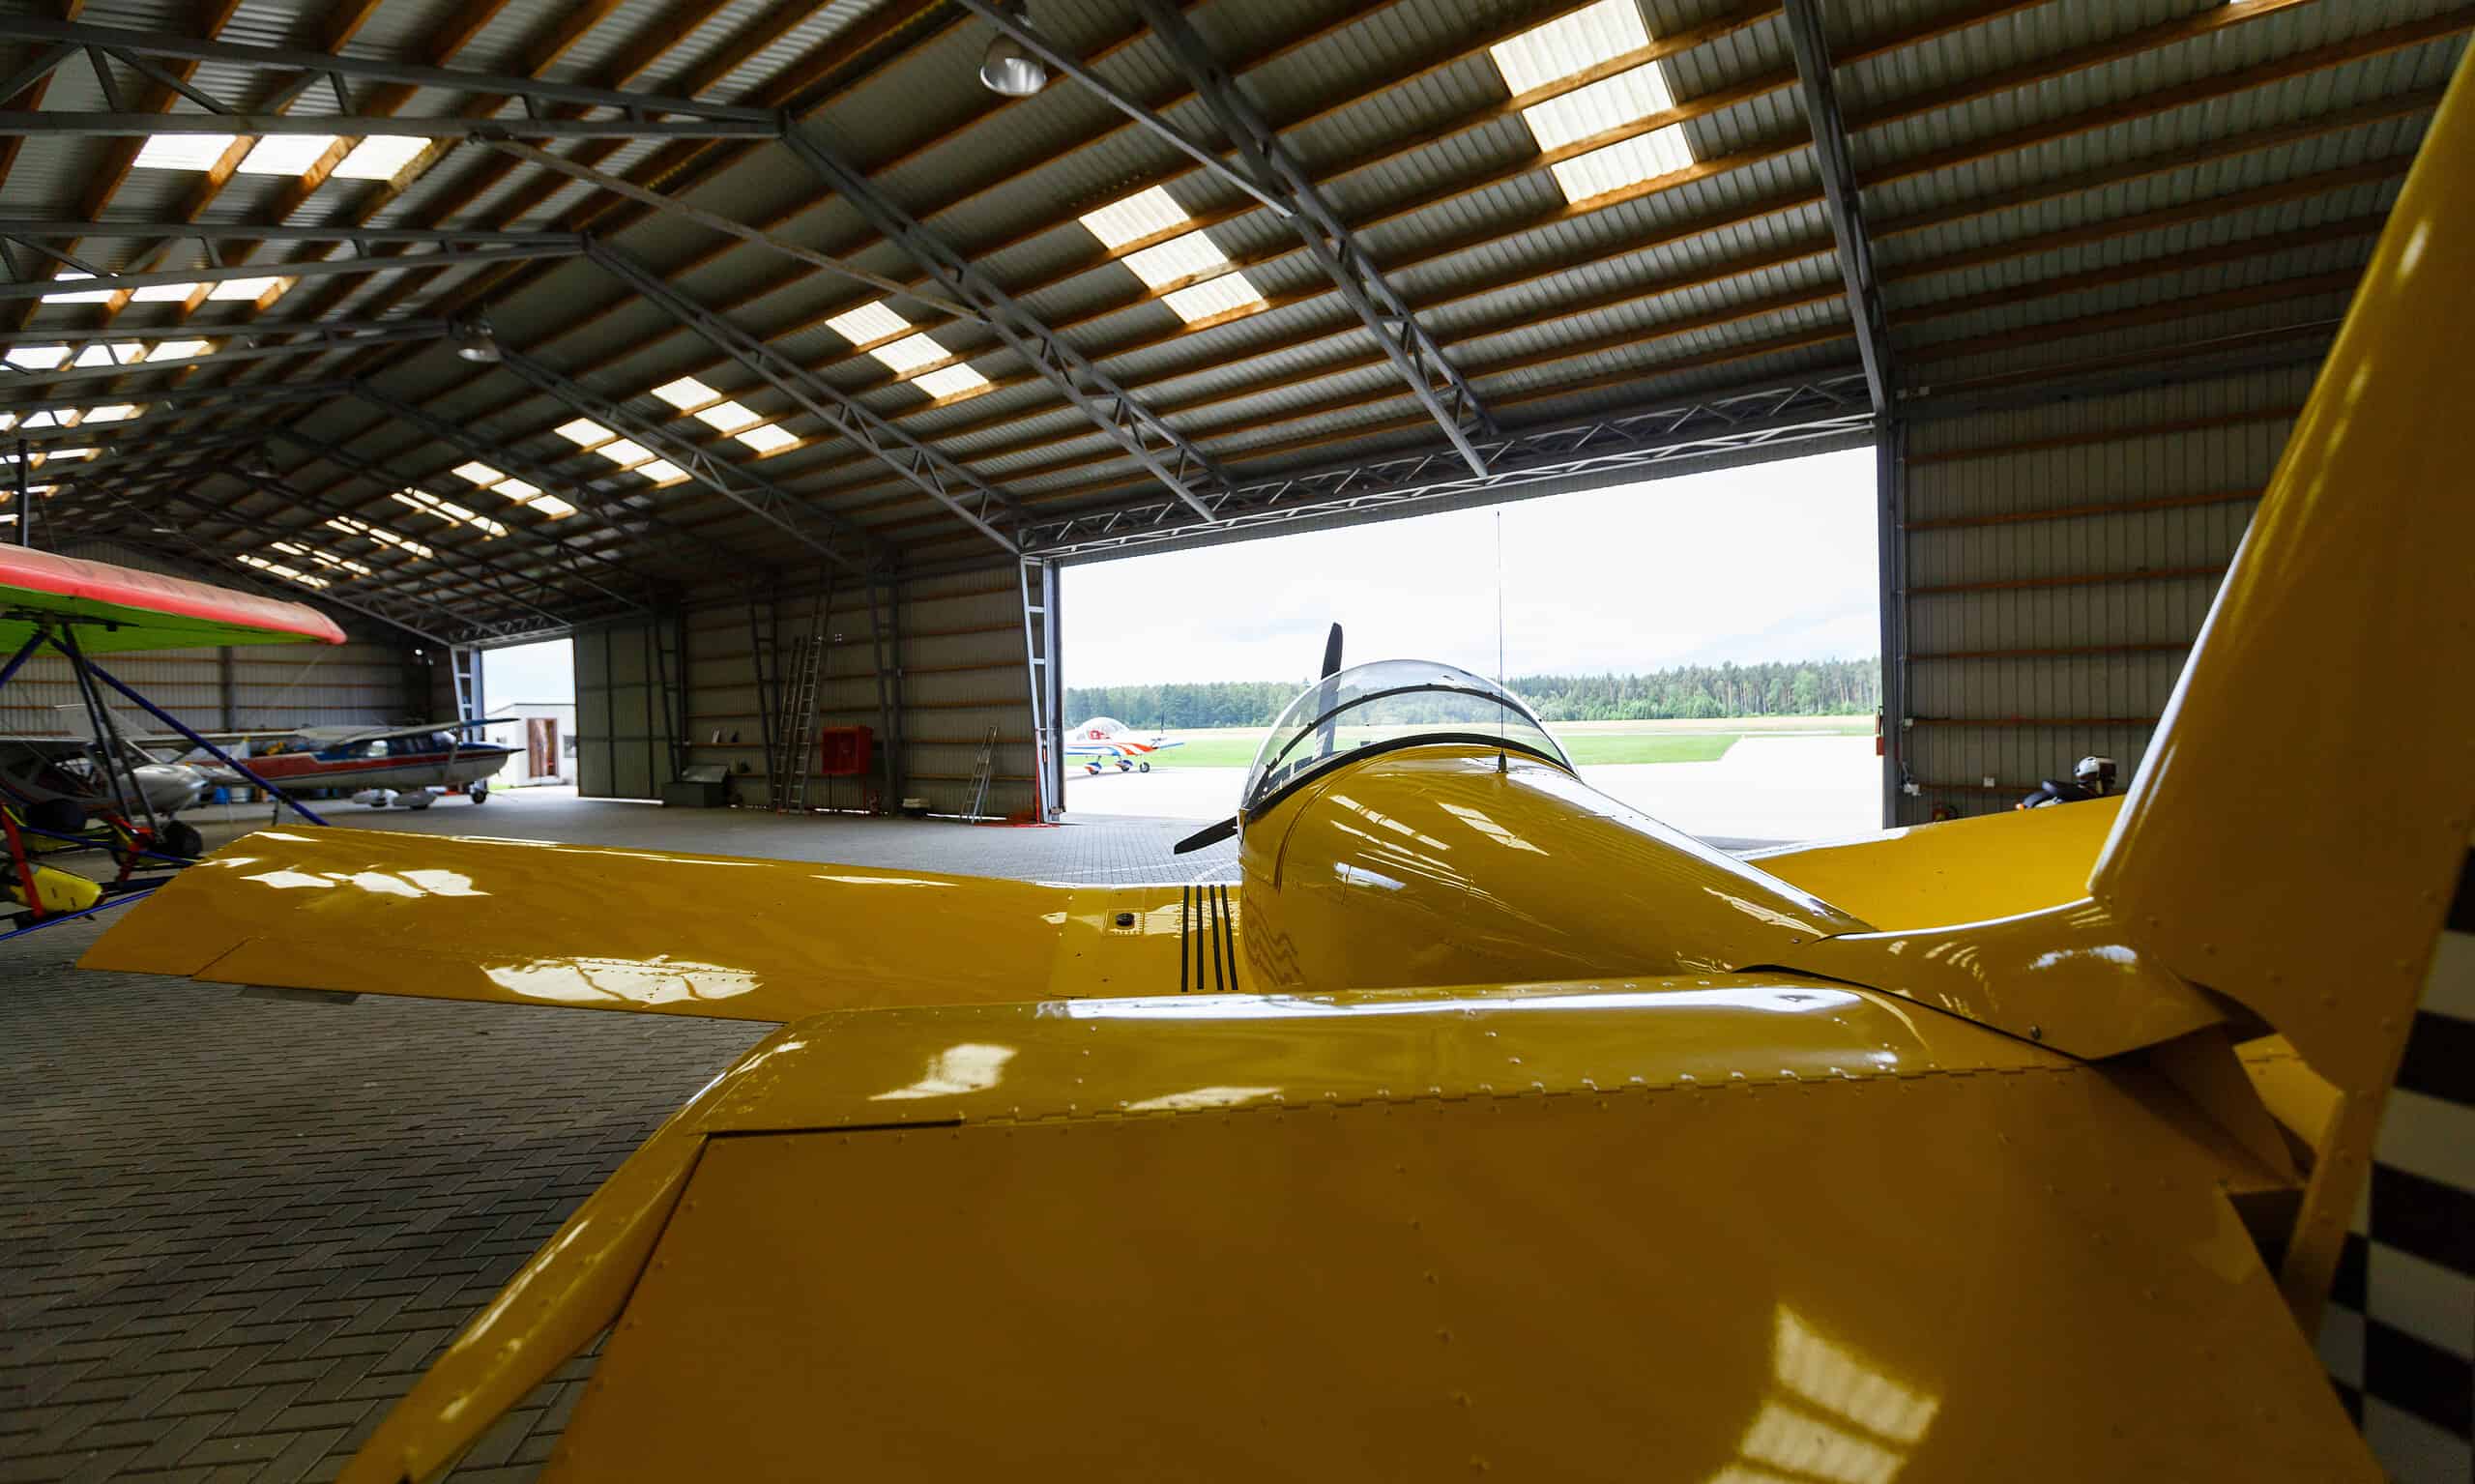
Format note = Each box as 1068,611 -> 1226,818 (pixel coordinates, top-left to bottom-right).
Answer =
1063,717 -> 1183,775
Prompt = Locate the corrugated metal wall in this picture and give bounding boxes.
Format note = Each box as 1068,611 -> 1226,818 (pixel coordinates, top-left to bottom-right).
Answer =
583,566 -> 1039,819
1889,363 -> 2317,824
3,539 -> 424,743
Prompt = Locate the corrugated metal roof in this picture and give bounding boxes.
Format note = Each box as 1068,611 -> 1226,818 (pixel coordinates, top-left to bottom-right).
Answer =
6,0 -> 2460,630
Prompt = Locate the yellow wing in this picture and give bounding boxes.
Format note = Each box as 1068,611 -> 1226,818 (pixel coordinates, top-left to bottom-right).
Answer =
1746,795 -> 2123,927
77,827 -> 1247,1020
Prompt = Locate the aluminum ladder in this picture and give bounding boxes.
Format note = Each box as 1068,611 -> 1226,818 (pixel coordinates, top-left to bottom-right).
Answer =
767,585 -> 831,813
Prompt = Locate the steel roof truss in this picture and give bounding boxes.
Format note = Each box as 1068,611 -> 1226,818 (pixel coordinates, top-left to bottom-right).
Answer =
586,243 -> 1014,557
1783,0 -> 1896,415
781,125 -> 1229,523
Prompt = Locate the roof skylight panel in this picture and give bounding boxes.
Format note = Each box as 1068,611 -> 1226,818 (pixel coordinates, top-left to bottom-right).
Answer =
332,136 -> 430,181
530,493 -> 581,516
238,553 -> 327,589
491,477 -> 540,502
735,423 -> 798,454
1522,65 -> 1679,152
43,273 -> 117,305
131,282 -> 204,303
1488,0 -> 1650,96
1078,187 -> 1191,250
132,133 -> 239,171
630,461 -> 685,486
826,302 -> 913,345
594,438 -> 654,467
392,489 -> 507,538
238,135 -> 336,175
1486,0 -> 1697,207
145,339 -> 215,361
1552,130 -> 1697,204
205,276 -> 287,304
4,346 -> 70,369
692,399 -> 760,433
71,342 -> 144,368
326,514 -> 434,559
554,418 -> 614,445
653,376 -> 720,409
869,334 -> 952,374
1121,231 -> 1235,290
451,462 -> 505,485
1163,273 -> 1268,323
81,404 -> 140,423
913,364 -> 990,399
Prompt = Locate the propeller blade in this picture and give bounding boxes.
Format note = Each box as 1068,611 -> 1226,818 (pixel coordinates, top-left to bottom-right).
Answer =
1172,816 -> 1238,855
1320,623 -> 1344,680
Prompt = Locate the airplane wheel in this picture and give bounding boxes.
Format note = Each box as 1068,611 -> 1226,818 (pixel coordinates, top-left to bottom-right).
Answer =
161,820 -> 205,859
1137,761 -> 1151,773
468,782 -> 488,803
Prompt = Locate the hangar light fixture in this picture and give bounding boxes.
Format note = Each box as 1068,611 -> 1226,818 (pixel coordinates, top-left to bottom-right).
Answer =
451,323 -> 501,364
1489,0 -> 1698,206
977,0 -> 1048,97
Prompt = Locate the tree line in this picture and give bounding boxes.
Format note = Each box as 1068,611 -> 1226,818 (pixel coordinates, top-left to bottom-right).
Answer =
1069,658 -> 1878,728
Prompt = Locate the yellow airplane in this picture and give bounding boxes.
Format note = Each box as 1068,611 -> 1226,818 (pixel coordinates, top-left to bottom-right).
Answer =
77,53 -> 2475,1484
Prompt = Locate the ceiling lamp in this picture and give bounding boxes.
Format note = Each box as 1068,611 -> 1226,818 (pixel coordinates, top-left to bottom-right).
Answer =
451,323 -> 501,364
978,1 -> 1047,97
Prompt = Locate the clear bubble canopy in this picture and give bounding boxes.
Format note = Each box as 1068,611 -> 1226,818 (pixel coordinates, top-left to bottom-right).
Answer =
1242,659 -> 1571,811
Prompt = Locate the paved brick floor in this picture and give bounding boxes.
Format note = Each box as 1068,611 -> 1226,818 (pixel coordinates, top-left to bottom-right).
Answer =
1,797 -> 1238,1482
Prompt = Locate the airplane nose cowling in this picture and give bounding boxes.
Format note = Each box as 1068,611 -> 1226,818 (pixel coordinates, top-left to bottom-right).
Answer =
1237,743 -> 1866,993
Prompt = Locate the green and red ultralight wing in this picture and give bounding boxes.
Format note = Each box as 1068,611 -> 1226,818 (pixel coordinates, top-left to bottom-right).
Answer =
0,545 -> 345,653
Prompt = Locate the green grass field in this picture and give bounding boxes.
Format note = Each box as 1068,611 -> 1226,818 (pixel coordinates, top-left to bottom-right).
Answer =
1116,715 -> 1867,770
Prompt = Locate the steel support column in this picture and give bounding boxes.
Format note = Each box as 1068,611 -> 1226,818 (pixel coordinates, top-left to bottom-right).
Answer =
583,245 -> 1013,557
1783,0 -> 1897,414
781,125 -> 1230,523
494,343 -> 880,575
1131,0 -> 1499,476
1875,419 -> 1907,828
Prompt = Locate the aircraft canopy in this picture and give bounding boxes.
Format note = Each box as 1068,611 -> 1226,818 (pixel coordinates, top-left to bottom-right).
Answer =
1243,659 -> 1568,811
0,546 -> 347,653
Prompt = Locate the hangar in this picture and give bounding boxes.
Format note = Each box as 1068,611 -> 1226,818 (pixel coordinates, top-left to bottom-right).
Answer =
1,0 -> 2468,1479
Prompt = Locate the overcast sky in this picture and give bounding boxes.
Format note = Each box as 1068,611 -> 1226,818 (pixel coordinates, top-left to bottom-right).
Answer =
1065,448 -> 1878,688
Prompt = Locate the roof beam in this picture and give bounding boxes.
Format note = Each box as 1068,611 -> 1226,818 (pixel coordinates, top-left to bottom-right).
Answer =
1782,0 -> 1896,415
0,15 -> 782,137
1020,373 -> 1874,558
348,380 -> 742,570
582,243 -> 1017,556
492,343 -> 880,574
1103,0 -> 1497,475
779,124 -> 1229,523
266,424 -> 655,615
0,237 -> 582,301
1,320 -> 449,388
86,459 -> 570,641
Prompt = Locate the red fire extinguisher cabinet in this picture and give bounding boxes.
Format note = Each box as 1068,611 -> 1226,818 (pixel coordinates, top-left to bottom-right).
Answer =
818,726 -> 872,777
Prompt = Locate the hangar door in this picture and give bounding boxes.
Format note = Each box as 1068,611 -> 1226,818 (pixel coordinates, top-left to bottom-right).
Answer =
575,618 -> 683,800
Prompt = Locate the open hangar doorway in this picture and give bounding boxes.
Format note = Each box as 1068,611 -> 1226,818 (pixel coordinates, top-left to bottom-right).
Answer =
1057,445 -> 1884,849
